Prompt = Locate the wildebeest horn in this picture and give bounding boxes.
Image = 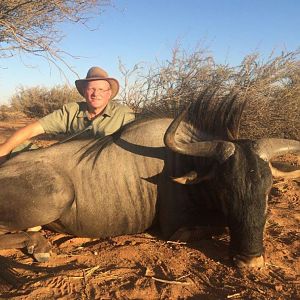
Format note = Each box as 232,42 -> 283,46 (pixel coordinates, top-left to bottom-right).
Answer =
164,104 -> 236,162
253,138 -> 300,161
268,162 -> 300,178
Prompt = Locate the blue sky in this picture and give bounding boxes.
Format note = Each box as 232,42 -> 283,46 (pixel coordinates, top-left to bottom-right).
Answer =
1,0 -> 299,104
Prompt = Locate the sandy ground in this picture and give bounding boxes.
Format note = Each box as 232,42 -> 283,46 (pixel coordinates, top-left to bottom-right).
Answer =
0,118 -> 299,299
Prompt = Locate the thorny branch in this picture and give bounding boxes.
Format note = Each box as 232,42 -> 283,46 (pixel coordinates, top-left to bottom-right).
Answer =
0,0 -> 112,74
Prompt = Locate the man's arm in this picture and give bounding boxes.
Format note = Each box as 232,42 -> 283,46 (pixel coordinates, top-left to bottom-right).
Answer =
0,121 -> 45,164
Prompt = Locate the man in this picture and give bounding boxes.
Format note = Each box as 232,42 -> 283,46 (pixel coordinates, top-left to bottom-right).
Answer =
0,66 -> 135,164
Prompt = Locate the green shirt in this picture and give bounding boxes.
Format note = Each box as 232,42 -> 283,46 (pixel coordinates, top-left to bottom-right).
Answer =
39,101 -> 135,138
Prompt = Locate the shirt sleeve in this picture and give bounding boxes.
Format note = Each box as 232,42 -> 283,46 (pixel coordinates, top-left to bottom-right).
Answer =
122,108 -> 135,125
38,105 -> 69,134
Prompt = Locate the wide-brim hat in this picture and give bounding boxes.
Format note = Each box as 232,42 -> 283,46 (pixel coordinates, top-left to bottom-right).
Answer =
75,66 -> 119,99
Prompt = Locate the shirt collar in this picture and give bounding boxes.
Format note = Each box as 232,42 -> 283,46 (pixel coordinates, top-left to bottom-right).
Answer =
101,101 -> 113,117
76,101 -> 113,118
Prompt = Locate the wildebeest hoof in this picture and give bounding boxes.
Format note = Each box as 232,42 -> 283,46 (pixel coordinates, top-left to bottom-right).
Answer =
170,226 -> 221,242
27,226 -> 42,232
27,245 -> 35,254
233,254 -> 265,269
33,252 -> 51,262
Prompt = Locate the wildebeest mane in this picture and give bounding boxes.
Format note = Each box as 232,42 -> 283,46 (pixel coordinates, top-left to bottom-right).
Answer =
79,86 -> 247,163
140,85 -> 247,141
186,87 -> 246,141
77,119 -> 147,163
78,133 -> 116,163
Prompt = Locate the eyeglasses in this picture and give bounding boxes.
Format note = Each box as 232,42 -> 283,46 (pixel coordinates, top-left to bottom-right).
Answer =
86,88 -> 111,94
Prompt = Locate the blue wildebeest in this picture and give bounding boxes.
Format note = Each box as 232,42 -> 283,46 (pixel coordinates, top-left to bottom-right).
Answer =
0,90 -> 299,268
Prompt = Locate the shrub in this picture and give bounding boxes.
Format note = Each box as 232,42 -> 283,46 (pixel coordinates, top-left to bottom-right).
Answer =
10,85 -> 82,118
0,104 -> 11,120
118,48 -> 300,140
6,48 -> 300,140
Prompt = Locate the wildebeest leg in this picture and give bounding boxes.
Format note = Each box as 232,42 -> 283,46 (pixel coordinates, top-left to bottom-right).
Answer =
158,180 -> 193,238
170,226 -> 226,242
159,176 -> 227,240
0,231 -> 51,262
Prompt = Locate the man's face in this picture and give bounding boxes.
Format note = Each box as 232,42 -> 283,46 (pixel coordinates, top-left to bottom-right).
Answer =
84,80 -> 112,110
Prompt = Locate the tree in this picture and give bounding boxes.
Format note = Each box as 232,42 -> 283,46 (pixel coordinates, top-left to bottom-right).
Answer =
0,0 -> 111,71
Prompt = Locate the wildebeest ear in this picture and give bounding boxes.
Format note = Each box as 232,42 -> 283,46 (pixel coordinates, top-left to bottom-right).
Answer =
171,169 -> 215,185
269,161 -> 300,179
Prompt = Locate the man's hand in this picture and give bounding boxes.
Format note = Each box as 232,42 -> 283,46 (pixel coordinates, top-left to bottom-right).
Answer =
0,121 -> 45,166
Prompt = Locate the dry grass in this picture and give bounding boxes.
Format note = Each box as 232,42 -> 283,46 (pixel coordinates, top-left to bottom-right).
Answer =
2,48 -> 299,140
118,48 -> 300,140
8,85 -> 82,118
